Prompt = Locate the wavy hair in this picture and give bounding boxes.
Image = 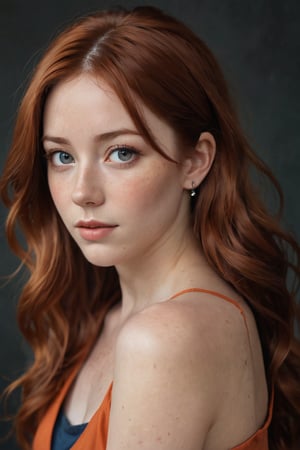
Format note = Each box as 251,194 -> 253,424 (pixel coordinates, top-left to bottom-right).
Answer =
1,6 -> 299,450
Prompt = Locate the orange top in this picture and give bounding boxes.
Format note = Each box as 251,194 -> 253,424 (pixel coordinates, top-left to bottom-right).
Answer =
33,289 -> 273,450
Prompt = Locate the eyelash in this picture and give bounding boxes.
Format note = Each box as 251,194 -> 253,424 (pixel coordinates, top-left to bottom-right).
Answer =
106,145 -> 140,166
44,150 -> 74,167
43,145 -> 141,168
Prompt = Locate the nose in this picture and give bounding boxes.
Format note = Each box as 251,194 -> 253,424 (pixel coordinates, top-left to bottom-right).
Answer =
71,165 -> 105,207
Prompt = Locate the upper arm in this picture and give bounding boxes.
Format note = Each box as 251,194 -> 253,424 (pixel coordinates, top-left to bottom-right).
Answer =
106,301 -> 247,450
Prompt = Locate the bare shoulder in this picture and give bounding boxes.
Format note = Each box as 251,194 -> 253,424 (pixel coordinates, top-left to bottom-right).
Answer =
116,289 -> 253,366
107,290 -> 264,450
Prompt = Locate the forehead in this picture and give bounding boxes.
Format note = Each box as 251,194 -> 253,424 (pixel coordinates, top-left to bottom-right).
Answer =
43,74 -> 178,152
43,75 -> 132,131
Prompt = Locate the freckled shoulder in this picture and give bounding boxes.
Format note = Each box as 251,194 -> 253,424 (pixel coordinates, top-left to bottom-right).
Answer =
106,292 -> 257,450
115,290 -> 253,362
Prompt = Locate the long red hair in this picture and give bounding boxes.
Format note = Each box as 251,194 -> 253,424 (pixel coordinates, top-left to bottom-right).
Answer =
1,6 -> 299,449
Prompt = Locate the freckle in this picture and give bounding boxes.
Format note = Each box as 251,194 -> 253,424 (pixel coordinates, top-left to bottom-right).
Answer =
138,440 -> 143,445
153,363 -> 157,369
167,432 -> 171,436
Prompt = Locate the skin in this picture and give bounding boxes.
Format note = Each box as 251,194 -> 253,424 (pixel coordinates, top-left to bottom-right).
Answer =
43,74 -> 268,449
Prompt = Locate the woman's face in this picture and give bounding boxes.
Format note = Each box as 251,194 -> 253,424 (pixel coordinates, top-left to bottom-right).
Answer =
43,74 -> 193,268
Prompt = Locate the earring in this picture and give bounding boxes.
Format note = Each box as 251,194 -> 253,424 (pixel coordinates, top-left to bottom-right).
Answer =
190,182 -> 196,197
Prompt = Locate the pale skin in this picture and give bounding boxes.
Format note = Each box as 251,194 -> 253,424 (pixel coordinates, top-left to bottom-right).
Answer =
43,74 -> 268,450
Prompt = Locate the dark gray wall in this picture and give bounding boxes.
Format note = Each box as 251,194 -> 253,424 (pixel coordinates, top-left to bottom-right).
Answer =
0,1 -> 299,448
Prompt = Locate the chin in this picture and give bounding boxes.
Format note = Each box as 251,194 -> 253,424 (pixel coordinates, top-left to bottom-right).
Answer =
82,253 -> 117,268
79,247 -> 123,268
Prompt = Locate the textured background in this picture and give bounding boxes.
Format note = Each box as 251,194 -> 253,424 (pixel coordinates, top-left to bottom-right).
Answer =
0,0 -> 299,448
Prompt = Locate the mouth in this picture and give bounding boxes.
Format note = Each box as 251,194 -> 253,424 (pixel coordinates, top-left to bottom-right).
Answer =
75,220 -> 118,241
76,220 -> 117,229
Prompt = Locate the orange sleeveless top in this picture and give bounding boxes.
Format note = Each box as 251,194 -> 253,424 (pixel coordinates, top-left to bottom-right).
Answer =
33,289 -> 273,450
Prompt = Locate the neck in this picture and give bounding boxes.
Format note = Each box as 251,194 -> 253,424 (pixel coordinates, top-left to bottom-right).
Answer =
114,229 -> 209,322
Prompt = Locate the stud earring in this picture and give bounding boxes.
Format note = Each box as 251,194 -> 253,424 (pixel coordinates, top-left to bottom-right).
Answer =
190,182 -> 196,197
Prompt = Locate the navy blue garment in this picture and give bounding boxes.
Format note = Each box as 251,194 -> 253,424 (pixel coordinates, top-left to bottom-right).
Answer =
52,408 -> 88,450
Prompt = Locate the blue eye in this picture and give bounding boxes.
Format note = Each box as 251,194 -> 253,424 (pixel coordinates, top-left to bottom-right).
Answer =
51,151 -> 74,165
108,146 -> 138,164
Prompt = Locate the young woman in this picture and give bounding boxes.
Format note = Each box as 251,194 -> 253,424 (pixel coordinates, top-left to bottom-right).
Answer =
1,6 -> 300,450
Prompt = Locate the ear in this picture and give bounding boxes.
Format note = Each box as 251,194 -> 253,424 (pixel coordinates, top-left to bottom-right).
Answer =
181,132 -> 216,191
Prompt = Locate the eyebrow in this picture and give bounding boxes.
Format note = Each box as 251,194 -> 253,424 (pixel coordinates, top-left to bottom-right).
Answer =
42,128 -> 141,145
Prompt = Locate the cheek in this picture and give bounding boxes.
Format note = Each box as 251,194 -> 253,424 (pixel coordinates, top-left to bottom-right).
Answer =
47,175 -> 68,212
116,166 -> 181,214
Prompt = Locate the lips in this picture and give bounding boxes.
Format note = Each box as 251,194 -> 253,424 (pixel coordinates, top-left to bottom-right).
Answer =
75,220 -> 118,241
76,220 -> 117,229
